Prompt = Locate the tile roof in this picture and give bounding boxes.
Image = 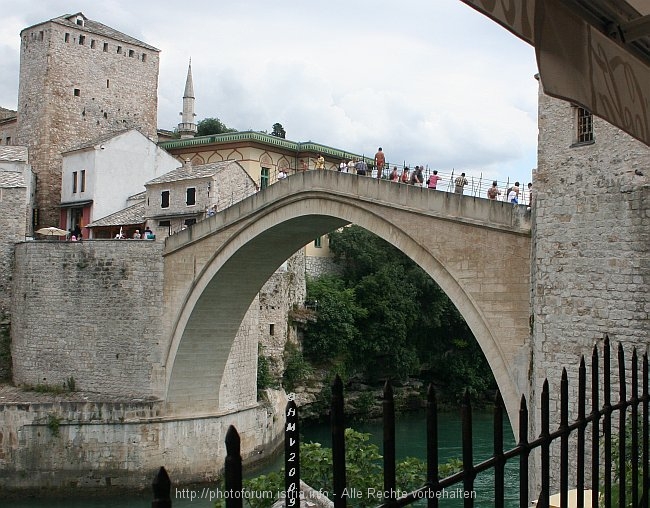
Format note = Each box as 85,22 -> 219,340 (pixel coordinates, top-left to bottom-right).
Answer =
63,129 -> 133,153
146,160 -> 243,185
87,200 -> 145,227
0,146 -> 28,162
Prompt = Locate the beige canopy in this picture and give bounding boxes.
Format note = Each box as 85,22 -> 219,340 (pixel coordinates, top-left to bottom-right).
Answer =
460,0 -> 650,147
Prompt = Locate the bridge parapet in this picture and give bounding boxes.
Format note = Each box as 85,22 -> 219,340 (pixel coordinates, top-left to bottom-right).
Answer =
164,170 -> 530,254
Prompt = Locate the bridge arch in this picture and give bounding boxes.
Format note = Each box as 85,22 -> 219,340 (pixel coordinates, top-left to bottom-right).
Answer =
162,171 -> 531,429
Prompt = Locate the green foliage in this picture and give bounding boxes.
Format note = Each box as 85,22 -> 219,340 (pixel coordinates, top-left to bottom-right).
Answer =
196,117 -> 237,136
302,276 -> 367,365
302,226 -> 496,400
282,342 -> 313,392
257,344 -> 276,394
601,414 -> 645,507
65,376 -> 76,392
46,414 -> 62,436
271,123 -> 286,138
223,429 -> 461,508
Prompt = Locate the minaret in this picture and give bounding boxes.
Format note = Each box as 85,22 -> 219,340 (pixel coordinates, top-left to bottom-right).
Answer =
177,59 -> 198,138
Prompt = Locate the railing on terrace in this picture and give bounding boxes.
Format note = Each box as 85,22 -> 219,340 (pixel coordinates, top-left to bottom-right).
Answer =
151,336 -> 649,507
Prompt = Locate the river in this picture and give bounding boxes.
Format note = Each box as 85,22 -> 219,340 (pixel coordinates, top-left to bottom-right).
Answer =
5,410 -> 518,508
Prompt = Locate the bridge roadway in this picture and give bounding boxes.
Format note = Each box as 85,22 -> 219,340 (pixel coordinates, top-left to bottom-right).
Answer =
161,170 -> 532,428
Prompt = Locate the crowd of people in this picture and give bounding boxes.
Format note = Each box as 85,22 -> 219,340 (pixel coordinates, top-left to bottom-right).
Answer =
311,146 -> 534,209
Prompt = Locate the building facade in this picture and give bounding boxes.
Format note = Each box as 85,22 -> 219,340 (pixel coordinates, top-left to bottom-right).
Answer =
16,13 -> 160,228
60,129 -> 179,237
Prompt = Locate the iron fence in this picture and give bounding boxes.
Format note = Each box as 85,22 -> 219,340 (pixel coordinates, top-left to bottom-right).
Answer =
151,336 -> 649,507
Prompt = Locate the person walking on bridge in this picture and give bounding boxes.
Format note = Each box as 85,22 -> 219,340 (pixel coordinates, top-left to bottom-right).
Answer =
374,147 -> 386,179
454,172 -> 468,194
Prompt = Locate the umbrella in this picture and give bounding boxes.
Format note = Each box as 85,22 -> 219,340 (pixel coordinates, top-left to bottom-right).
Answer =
36,227 -> 69,237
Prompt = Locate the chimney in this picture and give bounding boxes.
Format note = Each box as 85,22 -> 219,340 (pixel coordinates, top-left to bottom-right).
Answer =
183,159 -> 192,171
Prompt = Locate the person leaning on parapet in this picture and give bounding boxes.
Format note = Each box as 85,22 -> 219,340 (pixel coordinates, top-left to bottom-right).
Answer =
401,167 -> 410,183
487,181 -> 501,200
427,170 -> 441,190
278,168 -> 288,179
315,154 -> 325,170
389,166 -> 399,182
507,182 -> 520,204
454,172 -> 468,194
374,147 -> 386,179
527,183 -> 534,210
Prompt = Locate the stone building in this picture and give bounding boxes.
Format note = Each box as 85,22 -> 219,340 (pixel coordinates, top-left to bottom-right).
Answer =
0,107 -> 17,146
0,147 -> 35,379
531,76 -> 649,489
144,159 -> 258,237
59,129 -> 180,238
16,12 -> 160,228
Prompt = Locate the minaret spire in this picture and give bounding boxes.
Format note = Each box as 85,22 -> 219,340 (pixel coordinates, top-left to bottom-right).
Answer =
178,58 -> 197,138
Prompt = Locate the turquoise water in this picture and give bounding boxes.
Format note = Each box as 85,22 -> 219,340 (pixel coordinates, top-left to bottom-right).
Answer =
4,410 -> 518,507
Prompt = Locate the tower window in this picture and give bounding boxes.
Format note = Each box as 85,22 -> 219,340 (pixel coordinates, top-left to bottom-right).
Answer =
573,106 -> 594,145
65,33 -> 70,43
161,191 -> 170,208
39,31 -> 44,41
117,46 -> 122,54
80,170 -> 86,192
186,187 -> 196,206
79,35 -> 85,45
128,49 -> 134,58
142,53 -> 147,62
106,79 -> 110,88
73,88 -> 80,97
103,42 -> 108,52
91,39 -> 96,49
269,324 -> 275,336
72,171 -> 78,193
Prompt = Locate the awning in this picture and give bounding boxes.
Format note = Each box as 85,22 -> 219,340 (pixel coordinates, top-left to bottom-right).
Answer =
460,0 -> 650,147
59,199 -> 93,208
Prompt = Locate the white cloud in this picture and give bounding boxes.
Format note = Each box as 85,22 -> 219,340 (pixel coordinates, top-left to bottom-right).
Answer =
0,0 -> 539,185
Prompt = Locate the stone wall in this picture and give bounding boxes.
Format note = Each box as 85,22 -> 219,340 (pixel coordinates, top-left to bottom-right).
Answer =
11,240 -> 166,396
258,250 -> 307,379
0,389 -> 288,493
17,17 -> 159,227
531,82 -> 649,490
305,255 -> 342,278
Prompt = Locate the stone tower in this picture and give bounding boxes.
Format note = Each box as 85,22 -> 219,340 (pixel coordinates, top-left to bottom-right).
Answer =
16,12 -> 160,228
177,59 -> 197,139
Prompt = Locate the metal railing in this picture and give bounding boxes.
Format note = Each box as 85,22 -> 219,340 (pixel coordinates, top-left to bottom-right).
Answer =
151,336 -> 648,507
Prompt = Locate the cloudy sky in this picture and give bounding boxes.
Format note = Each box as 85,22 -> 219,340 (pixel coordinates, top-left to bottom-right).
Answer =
0,0 -> 539,187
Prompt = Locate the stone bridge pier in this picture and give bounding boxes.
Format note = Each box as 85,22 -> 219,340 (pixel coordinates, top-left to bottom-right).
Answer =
161,170 -> 533,430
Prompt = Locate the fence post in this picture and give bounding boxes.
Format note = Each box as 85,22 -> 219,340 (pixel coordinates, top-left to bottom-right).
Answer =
383,381 -> 396,502
285,399 -> 300,508
560,369 -> 569,508
427,385 -> 439,508
493,391 -> 505,508
518,395 -> 529,508
225,425 -> 243,508
591,345 -> 600,508
603,337 -> 612,508
539,380 -> 550,508
576,357 -> 586,508
152,466 -> 172,508
461,390 -> 474,508
331,375 -> 347,508
630,349 -> 639,508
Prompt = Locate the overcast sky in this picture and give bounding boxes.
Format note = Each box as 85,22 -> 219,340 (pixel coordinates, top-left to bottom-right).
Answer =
0,0 -> 539,186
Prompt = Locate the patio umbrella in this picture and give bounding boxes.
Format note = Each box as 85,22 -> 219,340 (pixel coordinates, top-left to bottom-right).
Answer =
36,226 -> 69,237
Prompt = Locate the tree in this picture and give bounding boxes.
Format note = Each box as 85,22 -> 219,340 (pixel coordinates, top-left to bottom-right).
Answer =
196,117 -> 237,136
303,225 -> 496,401
271,122 -> 286,138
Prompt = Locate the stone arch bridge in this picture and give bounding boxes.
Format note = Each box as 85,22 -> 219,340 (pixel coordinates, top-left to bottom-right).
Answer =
162,170 -> 532,427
